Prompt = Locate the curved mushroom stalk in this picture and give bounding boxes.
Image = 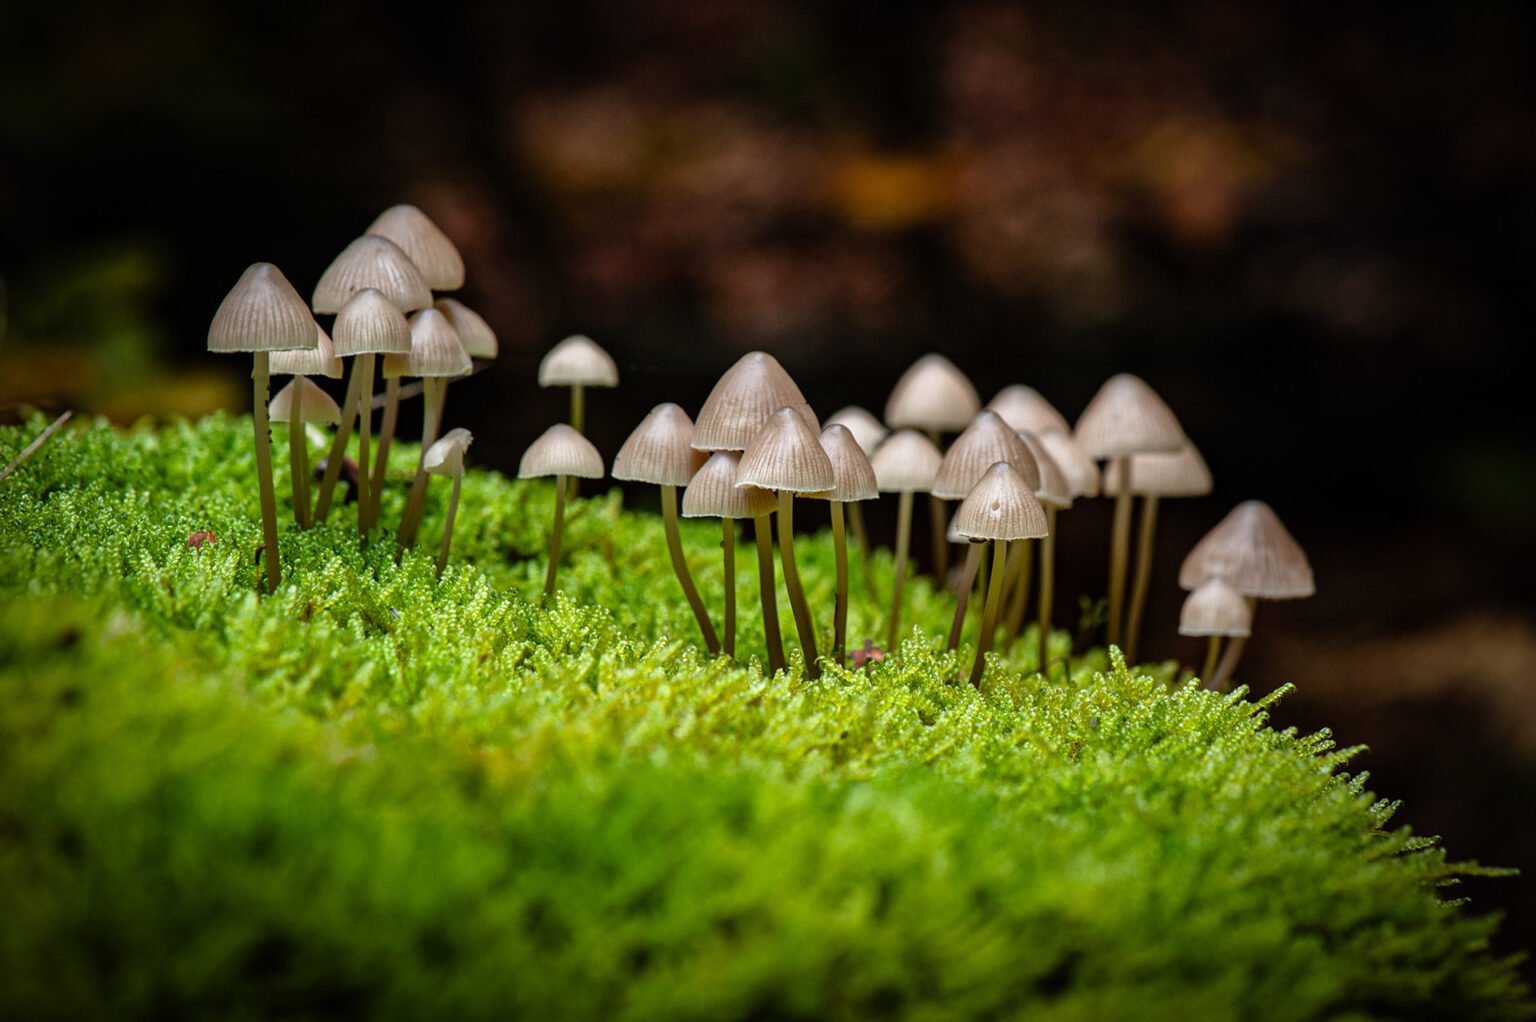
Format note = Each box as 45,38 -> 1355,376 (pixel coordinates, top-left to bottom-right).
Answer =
251,352 -> 281,591
754,513 -> 786,674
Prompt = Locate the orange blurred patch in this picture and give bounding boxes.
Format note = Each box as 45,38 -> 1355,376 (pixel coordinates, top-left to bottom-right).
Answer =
1126,119 -> 1280,245
827,153 -> 957,230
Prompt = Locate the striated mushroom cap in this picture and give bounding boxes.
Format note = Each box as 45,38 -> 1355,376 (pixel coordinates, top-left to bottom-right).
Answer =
312,235 -> 432,314
367,204 -> 465,292
932,410 -> 1041,498
1102,442 -> 1213,498
954,462 -> 1050,541
1018,431 -> 1072,508
538,335 -> 618,388
693,351 -> 816,452
1178,577 -> 1252,638
332,288 -> 412,357
985,385 -> 1070,435
434,298 -> 497,359
271,326 -> 343,379
1073,373 -> 1185,459
518,423 -> 604,479
1179,500 -> 1314,599
808,424 -> 879,502
382,309 -> 472,379
269,377 -> 341,425
736,406 -> 835,494
870,429 -> 942,493
683,451 -> 775,519
1038,428 -> 1101,499
824,406 -> 888,457
612,403 -> 705,487
424,427 -> 473,476
208,262 -> 318,354
885,354 -> 980,433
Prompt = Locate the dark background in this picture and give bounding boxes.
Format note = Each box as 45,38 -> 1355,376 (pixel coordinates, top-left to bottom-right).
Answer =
3,0 -> 1534,977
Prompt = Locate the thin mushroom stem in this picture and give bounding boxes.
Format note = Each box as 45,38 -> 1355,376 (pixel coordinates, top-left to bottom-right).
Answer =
1202,635 -> 1222,686
1107,457 -> 1133,648
1211,598 -> 1257,689
543,474 -> 567,597
887,489 -> 915,649
722,518 -> 737,658
436,473 -> 461,580
354,353 -> 375,538
925,429 -> 949,578
754,512 -> 786,674
368,376 -> 401,528
397,378 -> 445,547
314,361 -> 364,523
847,501 -> 876,599
662,485 -> 721,655
1124,494 -> 1160,664
567,384 -> 585,501
286,378 -> 310,528
831,501 -> 849,662
947,542 -> 983,652
777,490 -> 820,678
969,540 -> 1008,686
1002,539 -> 1035,639
1037,506 -> 1058,672
251,351 -> 281,592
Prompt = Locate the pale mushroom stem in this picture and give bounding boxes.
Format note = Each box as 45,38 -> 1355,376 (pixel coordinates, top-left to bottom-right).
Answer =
925,430 -> 950,578
544,474 -> 568,598
314,361 -> 364,523
661,485 -> 721,655
847,501 -> 876,599
831,501 -> 849,662
1002,540 -> 1035,639
397,379 -> 445,547
722,518 -> 737,658
777,491 -> 820,679
754,513 -> 786,674
968,540 -> 1008,686
368,376 -> 401,528
354,353 -> 375,539
1037,506 -> 1058,671
251,351 -> 281,592
567,385 -> 585,501
436,473 -> 462,581
1107,456 -> 1134,648
1124,495 -> 1160,664
1202,635 -> 1222,686
886,489 -> 915,649
1210,598 -> 1257,689
287,379 -> 310,528
947,542 -> 983,652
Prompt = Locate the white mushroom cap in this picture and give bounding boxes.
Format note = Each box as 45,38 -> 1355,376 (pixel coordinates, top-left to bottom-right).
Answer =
612,403 -> 705,487
807,424 -> 879,502
382,309 -> 472,379
1179,500 -> 1314,599
434,298 -> 497,359
1102,442 -> 1213,498
683,451 -> 775,519
824,406 -> 888,457
268,377 -> 341,425
736,406 -> 835,494
367,204 -> 465,292
423,427 -> 473,477
518,423 -> 604,479
271,326 -> 343,379
1018,431 -> 1073,508
1037,428 -> 1101,499
870,429 -> 942,493
538,335 -> 618,388
332,288 -> 412,357
985,385 -> 1070,435
932,410 -> 1041,498
1178,577 -> 1252,638
311,235 -> 432,315
954,462 -> 1050,541
693,351 -> 817,452
1073,373 -> 1185,460
207,262 -> 319,354
884,354 -> 980,433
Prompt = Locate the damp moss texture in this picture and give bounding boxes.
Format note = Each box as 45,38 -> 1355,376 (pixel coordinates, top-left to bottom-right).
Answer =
0,414 -> 1529,1019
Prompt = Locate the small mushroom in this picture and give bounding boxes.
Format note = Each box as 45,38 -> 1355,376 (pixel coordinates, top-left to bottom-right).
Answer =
825,405 -> 888,591
1037,428 -> 1101,499
692,351 -> 818,452
366,204 -> 465,292
539,334 -> 618,435
434,298 -> 498,361
1178,576 -> 1251,688
984,385 -> 1071,435
683,452 -> 777,663
518,424 -> 604,597
1017,431 -> 1074,668
268,335 -> 342,528
885,354 -> 980,579
391,309 -> 472,547
869,429 -> 942,648
311,234 -> 433,314
808,424 -> 879,662
954,462 -> 1050,685
422,427 -> 473,579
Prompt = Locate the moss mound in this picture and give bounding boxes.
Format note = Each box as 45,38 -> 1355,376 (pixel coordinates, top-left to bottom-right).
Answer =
0,415 -> 1528,1019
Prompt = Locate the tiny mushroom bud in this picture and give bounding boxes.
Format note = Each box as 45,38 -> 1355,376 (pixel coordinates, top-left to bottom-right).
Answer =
367,204 -> 465,292
518,423 -> 604,597
422,427 -> 473,579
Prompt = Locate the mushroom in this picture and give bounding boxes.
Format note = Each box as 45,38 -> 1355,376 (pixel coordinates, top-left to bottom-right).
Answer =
954,462 -> 1050,686
1017,430 -> 1074,669
1179,500 -> 1314,688
518,424 -> 604,597
1178,576 -> 1251,688
392,309 -> 473,547
825,406 -> 887,592
207,262 -> 320,592
869,429 -> 943,648
270,328 -> 343,528
1072,373 -> 1185,648
367,204 -> 465,292
434,298 -> 498,361
885,353 -> 979,578
539,334 -> 618,435
683,452 -> 777,663
984,385 -> 1071,435
1103,441 -> 1214,663
1037,428 -> 1101,499
612,403 -> 718,655
808,424 -> 879,661
737,407 -> 836,678
422,427 -> 473,580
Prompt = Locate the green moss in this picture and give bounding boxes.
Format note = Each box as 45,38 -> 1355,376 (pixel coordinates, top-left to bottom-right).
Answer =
0,414 -> 1528,1019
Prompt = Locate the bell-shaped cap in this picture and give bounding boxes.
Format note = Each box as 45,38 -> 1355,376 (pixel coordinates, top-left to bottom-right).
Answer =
423,427 -> 473,477
1018,431 -> 1072,508
367,204 -> 465,292
954,462 -> 1049,541
1074,373 -> 1185,459
208,262 -> 318,353
1103,442 -> 1213,498
932,411 -> 1041,499
871,429 -> 942,493
434,298 -> 497,359
736,406 -> 835,493
945,508 -> 968,545
612,403 -> 704,486
985,385 -> 1070,435
1179,500 -> 1314,599
825,406 -> 888,456
683,451 -> 775,519
333,288 -> 412,357
518,423 -> 604,479
383,309 -> 472,379
884,354 -> 980,433
268,377 -> 341,425
1178,577 -> 1252,638
808,424 -> 878,502
539,335 -> 618,388
693,351 -> 817,452
312,235 -> 432,314
271,326 -> 343,379
1038,429 -> 1100,499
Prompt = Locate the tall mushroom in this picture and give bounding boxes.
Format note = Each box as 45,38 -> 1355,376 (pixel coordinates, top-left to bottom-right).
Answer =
808,424 -> 879,661
539,334 -> 618,435
367,204 -> 465,293
1178,576 -> 1251,687
1018,431 -> 1074,668
269,328 -> 343,528
683,452 -> 776,663
870,429 -> 942,648
738,407 -> 836,679
392,309 -> 472,546
207,262 -> 320,592
825,406 -> 887,593
985,385 -> 1071,435
884,354 -> 980,578
434,298 -> 498,363
518,424 -> 604,597
953,462 -> 1050,686
422,427 -> 473,580
612,403 -> 718,654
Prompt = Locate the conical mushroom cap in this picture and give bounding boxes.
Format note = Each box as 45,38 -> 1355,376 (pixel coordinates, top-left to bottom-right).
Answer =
612,403 -> 705,486
312,235 -> 432,314
332,288 -> 412,356
268,377 -> 341,425
208,262 -> 318,353
518,423 -> 604,479
1073,373 -> 1185,459
1038,429 -> 1100,499
367,204 -> 465,292
693,351 -> 817,452
825,406 -> 888,456
1179,500 -> 1314,599
954,462 -> 1050,541
424,427 -> 473,476
382,309 -> 472,379
1019,431 -> 1072,508
271,326 -> 343,378
683,451 -> 775,519
946,508 -> 968,545
932,411 -> 1041,498
871,429 -> 942,493
1103,442 -> 1214,497
884,354 -> 980,433
736,406 -> 835,493
539,335 -> 618,388
1178,577 -> 1252,638
434,298 -> 497,359
808,424 -> 878,502
985,385 -> 1070,435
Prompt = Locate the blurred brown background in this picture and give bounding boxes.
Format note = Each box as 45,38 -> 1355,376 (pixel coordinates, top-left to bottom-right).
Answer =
2,0 -> 1533,976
